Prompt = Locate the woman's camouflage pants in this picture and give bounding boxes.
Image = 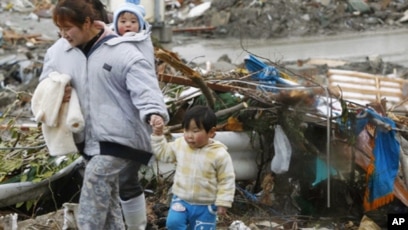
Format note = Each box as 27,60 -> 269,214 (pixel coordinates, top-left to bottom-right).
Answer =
77,155 -> 130,229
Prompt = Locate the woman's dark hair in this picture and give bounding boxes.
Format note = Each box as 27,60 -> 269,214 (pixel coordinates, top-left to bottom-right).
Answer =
53,0 -> 109,28
88,0 -> 110,23
182,105 -> 217,133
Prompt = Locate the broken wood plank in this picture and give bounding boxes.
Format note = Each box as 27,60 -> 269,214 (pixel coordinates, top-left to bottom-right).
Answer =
329,86 -> 403,98
155,48 -> 216,108
158,73 -> 239,93
172,26 -> 216,33
327,69 -> 408,104
3,31 -> 43,41
0,123 -> 38,131
328,69 -> 407,83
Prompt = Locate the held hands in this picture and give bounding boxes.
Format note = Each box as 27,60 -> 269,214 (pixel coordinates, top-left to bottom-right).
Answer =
150,114 -> 164,136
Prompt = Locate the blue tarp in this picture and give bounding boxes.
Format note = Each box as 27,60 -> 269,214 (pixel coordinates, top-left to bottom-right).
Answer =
244,55 -> 283,85
346,109 -> 400,210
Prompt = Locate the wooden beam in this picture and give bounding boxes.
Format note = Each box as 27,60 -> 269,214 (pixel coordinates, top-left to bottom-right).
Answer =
172,26 -> 216,33
158,73 -> 241,93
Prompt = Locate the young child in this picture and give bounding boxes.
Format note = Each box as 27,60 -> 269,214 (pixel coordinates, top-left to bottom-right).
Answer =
113,0 -> 145,36
150,105 -> 236,229
112,0 -> 155,70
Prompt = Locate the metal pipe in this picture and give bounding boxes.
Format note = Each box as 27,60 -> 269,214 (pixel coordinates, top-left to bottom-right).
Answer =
324,86 -> 331,208
154,0 -> 161,23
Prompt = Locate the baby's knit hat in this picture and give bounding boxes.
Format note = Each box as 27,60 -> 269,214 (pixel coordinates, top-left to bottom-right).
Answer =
113,0 -> 146,33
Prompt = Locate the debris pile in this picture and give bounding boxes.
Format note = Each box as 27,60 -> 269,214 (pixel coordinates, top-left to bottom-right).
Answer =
152,47 -> 408,228
168,0 -> 408,38
3,43 -> 408,228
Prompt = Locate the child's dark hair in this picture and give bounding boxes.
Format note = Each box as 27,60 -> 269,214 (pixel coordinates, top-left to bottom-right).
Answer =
53,0 -> 109,28
182,105 -> 217,133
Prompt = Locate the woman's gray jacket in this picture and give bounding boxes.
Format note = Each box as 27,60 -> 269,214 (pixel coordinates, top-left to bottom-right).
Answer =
40,22 -> 169,164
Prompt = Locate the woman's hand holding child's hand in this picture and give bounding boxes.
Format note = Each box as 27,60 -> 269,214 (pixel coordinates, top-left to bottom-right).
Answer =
150,114 -> 164,136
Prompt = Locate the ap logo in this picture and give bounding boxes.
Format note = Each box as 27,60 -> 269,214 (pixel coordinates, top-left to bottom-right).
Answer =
392,218 -> 405,225
388,214 -> 408,229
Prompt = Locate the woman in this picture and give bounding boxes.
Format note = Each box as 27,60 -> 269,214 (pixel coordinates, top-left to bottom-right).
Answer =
39,0 -> 168,228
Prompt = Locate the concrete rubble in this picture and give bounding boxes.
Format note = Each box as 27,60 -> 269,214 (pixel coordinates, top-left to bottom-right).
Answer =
167,0 -> 408,39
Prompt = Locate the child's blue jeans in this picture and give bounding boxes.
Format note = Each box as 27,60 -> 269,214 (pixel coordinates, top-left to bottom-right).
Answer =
166,195 -> 217,230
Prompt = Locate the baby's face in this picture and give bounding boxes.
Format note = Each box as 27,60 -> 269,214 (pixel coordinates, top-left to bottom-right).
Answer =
117,12 -> 140,35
